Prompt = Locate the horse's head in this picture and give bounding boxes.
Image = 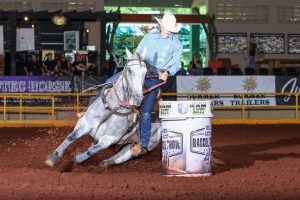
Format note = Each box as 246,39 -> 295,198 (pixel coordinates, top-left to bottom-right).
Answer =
122,48 -> 147,106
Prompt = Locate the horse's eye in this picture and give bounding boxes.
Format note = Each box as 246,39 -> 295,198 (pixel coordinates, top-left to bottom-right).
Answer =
128,69 -> 132,73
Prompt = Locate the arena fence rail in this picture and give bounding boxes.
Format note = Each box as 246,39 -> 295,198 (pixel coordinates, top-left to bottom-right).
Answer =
0,92 -> 300,127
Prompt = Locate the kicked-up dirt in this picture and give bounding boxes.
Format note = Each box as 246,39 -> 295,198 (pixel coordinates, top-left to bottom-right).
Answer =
0,125 -> 299,200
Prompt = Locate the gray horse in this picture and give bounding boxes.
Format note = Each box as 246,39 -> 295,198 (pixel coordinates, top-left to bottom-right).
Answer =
45,48 -> 161,167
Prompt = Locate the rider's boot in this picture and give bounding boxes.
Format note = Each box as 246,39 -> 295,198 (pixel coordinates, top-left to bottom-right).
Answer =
130,143 -> 148,157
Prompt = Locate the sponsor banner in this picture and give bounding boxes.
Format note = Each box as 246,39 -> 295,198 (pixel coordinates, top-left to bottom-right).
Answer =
177,76 -> 276,107
0,76 -> 72,93
0,76 -> 109,93
0,75 -> 175,94
0,76 -> 105,106
275,76 -> 300,105
0,75 -> 175,106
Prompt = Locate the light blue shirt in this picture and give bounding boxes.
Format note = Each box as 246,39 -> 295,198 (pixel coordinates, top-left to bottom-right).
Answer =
136,30 -> 183,76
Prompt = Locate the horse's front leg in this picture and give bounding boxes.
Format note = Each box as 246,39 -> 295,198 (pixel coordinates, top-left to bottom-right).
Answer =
45,117 -> 90,167
74,134 -> 120,163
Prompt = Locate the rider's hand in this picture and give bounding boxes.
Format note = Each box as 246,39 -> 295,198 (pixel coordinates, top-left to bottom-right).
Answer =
159,71 -> 169,81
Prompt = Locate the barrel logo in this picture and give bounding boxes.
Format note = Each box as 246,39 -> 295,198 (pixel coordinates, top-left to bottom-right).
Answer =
190,128 -> 211,155
160,103 -> 172,117
162,129 -> 183,157
177,102 -> 189,115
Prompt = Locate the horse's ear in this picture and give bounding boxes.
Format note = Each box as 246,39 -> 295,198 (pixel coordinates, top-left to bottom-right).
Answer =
125,48 -> 133,59
140,47 -> 147,60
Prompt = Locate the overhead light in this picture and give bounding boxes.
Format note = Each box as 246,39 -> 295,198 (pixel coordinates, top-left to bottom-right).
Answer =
85,28 -> 90,33
52,13 -> 68,28
24,16 -> 29,21
31,24 -> 35,28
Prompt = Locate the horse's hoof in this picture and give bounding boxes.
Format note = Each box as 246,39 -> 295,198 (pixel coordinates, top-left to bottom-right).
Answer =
45,159 -> 55,167
45,153 -> 60,167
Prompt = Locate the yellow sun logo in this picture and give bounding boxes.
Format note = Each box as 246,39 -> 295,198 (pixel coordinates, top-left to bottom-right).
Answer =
195,77 -> 211,92
242,77 -> 257,92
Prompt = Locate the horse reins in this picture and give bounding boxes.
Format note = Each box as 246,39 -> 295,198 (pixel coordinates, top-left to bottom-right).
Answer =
143,75 -> 167,95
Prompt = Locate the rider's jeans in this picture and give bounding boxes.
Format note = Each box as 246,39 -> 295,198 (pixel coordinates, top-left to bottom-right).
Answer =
140,72 -> 161,149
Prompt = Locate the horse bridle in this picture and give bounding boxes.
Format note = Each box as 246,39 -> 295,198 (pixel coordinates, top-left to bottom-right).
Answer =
112,56 -> 147,109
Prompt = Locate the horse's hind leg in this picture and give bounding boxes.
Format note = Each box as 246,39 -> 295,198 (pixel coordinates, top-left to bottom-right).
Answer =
99,142 -> 135,167
74,135 -> 118,163
100,123 -> 161,167
45,118 -> 90,167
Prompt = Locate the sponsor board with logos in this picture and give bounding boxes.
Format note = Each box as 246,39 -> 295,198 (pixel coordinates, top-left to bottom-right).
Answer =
275,76 -> 300,105
0,76 -> 106,106
176,76 -> 276,107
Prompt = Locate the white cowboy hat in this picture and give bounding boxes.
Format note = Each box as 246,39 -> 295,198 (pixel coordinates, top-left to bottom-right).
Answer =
155,13 -> 182,33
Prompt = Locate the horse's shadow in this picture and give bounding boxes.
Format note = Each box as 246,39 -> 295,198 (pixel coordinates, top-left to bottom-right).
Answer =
212,136 -> 300,174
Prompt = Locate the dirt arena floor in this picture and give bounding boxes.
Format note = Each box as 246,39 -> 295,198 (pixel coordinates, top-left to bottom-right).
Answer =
0,125 -> 299,200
